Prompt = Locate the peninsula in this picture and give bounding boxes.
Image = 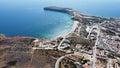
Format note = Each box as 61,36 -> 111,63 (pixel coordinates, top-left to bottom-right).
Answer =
0,6 -> 120,68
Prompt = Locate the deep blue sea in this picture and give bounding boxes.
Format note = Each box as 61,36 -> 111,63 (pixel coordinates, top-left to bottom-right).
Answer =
0,0 -> 120,39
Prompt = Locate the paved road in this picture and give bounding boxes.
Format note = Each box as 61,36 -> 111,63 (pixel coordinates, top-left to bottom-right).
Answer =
87,26 -> 94,39
92,25 -> 100,68
55,54 -> 73,68
32,47 -> 53,50
55,52 -> 92,68
58,21 -> 80,51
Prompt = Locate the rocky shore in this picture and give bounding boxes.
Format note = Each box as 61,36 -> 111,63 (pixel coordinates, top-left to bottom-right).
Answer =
0,6 -> 120,68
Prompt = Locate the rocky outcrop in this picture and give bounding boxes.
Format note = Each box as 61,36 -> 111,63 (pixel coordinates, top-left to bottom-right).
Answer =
0,6 -> 120,68
0,34 -> 6,40
0,35 -> 35,47
0,34 -> 35,68
0,34 -> 66,68
44,6 -> 70,13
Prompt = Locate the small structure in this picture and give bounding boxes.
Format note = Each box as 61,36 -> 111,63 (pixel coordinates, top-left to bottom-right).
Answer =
33,38 -> 40,47
63,39 -> 70,44
75,44 -> 82,49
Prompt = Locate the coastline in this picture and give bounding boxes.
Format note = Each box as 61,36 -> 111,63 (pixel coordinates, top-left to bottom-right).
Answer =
0,6 -> 120,68
44,6 -> 81,39
1,6 -> 120,39
52,20 -> 80,40
44,6 -> 120,37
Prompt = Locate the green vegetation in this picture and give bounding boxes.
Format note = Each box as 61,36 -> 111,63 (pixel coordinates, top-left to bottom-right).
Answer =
67,37 -> 93,50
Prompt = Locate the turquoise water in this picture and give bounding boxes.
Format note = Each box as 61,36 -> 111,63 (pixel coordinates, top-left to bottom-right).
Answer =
0,0 -> 120,38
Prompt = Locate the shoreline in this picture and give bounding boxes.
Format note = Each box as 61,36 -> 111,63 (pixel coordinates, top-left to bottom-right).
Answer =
52,20 -> 80,39
44,6 -> 81,39
0,6 -> 120,68
1,6 -> 120,40
44,6 -> 120,37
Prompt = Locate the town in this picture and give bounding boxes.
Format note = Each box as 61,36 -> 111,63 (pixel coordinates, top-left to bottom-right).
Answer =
32,6 -> 120,68
0,6 -> 120,68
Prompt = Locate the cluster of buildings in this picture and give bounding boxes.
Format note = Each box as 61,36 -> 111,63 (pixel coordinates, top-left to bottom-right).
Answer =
33,38 -> 57,49
32,23 -> 120,68
99,35 -> 120,51
71,24 -> 120,68
59,39 -> 71,50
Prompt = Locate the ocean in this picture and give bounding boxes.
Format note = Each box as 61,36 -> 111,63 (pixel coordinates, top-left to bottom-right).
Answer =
0,0 -> 120,39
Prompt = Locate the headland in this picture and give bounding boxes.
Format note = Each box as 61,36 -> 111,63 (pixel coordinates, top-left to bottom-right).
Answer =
0,6 -> 120,68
